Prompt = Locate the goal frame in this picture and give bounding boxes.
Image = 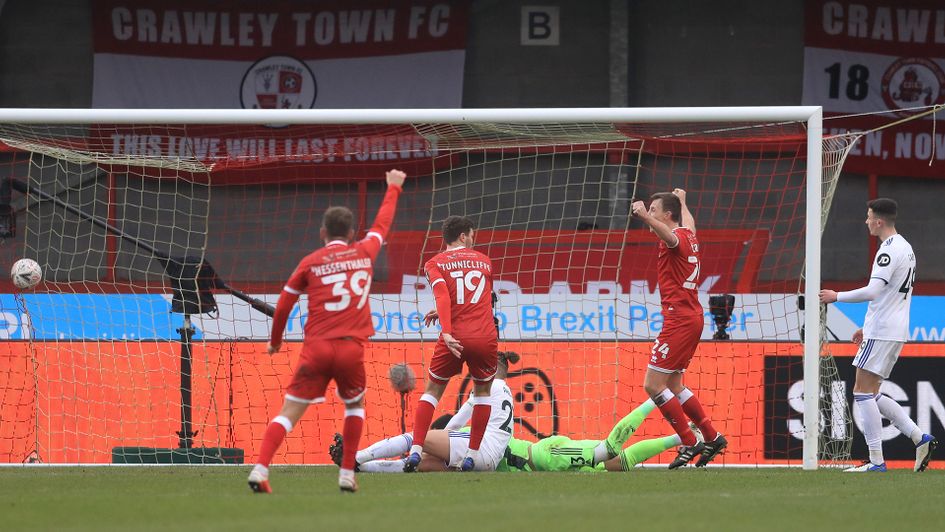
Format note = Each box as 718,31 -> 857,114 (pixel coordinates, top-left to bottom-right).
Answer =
0,106 -> 825,469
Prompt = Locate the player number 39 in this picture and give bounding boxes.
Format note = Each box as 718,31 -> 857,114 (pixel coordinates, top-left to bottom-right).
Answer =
321,271 -> 372,311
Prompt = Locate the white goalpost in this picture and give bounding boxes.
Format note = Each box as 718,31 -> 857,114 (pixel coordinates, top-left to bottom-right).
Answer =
0,106 -> 848,469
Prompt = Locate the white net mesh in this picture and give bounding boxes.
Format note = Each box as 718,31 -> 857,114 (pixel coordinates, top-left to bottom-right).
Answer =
0,113 -> 856,465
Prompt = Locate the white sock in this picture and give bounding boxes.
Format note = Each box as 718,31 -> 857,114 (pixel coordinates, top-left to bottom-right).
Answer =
357,433 -> 413,464
653,388 -> 675,406
251,464 -> 269,478
875,394 -> 923,444
593,441 -> 611,463
359,459 -> 408,473
272,415 -> 293,432
854,393 -> 885,464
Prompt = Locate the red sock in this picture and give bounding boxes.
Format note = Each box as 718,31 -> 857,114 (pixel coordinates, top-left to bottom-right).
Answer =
468,402 -> 492,451
342,410 -> 365,470
410,394 -> 438,448
657,397 -> 697,446
256,418 -> 289,467
680,393 -> 719,441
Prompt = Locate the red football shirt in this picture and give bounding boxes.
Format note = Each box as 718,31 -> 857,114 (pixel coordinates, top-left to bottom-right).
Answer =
424,246 -> 495,338
657,226 -> 703,316
269,185 -> 401,345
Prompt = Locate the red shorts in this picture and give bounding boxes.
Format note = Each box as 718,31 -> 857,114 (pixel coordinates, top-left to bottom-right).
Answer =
428,335 -> 498,385
648,313 -> 704,373
286,337 -> 366,404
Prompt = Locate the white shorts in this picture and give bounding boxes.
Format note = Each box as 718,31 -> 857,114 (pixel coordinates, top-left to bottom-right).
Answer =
852,339 -> 903,379
446,430 -> 507,471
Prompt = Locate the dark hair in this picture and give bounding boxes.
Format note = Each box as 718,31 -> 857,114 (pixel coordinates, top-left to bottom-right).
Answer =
430,414 -> 453,430
868,198 -> 897,223
650,192 -> 680,223
323,206 -> 354,239
442,216 -> 475,244
496,351 -> 521,378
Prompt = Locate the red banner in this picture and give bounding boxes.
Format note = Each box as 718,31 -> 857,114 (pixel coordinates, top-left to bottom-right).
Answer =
375,229 -> 774,295
803,0 -> 945,178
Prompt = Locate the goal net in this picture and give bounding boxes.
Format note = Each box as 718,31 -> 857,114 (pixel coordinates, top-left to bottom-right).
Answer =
0,108 -> 854,467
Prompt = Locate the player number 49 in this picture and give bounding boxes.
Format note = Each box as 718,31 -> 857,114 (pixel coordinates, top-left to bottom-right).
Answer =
321,271 -> 372,311
898,267 -> 916,300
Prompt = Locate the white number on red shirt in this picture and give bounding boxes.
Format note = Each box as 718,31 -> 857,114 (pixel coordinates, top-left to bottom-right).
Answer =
450,270 -> 486,304
321,270 -> 372,311
683,255 -> 700,290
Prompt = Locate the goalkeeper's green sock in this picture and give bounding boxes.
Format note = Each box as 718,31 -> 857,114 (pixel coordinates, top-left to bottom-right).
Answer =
619,435 -> 680,471
604,399 -> 656,456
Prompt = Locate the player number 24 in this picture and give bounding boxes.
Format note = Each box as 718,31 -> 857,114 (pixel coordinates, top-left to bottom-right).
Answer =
320,271 -> 372,312
651,340 -> 670,359
450,270 -> 486,304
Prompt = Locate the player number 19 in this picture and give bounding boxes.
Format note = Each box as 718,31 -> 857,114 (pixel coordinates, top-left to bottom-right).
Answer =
321,270 -> 372,311
450,270 -> 486,304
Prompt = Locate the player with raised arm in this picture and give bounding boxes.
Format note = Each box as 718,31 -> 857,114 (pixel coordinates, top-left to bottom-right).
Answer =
630,189 -> 727,469
404,216 -> 498,472
820,198 -> 936,472
247,169 -> 406,494
330,352 -> 519,472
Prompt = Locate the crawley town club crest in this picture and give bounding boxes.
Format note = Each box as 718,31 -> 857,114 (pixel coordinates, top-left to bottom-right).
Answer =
881,57 -> 945,114
240,56 -> 317,110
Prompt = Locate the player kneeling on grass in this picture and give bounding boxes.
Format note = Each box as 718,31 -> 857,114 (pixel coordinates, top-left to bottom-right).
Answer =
330,352 -> 519,472
498,399 -> 685,472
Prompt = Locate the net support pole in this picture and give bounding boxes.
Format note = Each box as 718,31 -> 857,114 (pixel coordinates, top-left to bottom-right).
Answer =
803,107 -> 824,470
176,314 -> 196,449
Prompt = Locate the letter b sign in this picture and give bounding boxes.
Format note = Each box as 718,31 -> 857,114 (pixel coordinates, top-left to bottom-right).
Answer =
521,6 -> 560,46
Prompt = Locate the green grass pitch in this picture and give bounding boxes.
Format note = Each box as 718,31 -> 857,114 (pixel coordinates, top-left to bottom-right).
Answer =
1,466 -> 941,531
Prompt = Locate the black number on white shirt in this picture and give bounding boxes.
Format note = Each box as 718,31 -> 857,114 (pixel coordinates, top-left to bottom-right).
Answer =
898,267 -> 916,300
499,399 -> 513,434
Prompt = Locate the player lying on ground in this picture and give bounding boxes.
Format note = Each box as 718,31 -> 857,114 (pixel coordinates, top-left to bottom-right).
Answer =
331,351 -> 519,472
334,396 -> 684,473
498,399 -> 684,472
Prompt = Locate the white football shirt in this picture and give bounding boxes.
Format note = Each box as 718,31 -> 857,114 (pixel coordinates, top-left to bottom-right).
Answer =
862,234 -> 915,342
446,378 -> 515,463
